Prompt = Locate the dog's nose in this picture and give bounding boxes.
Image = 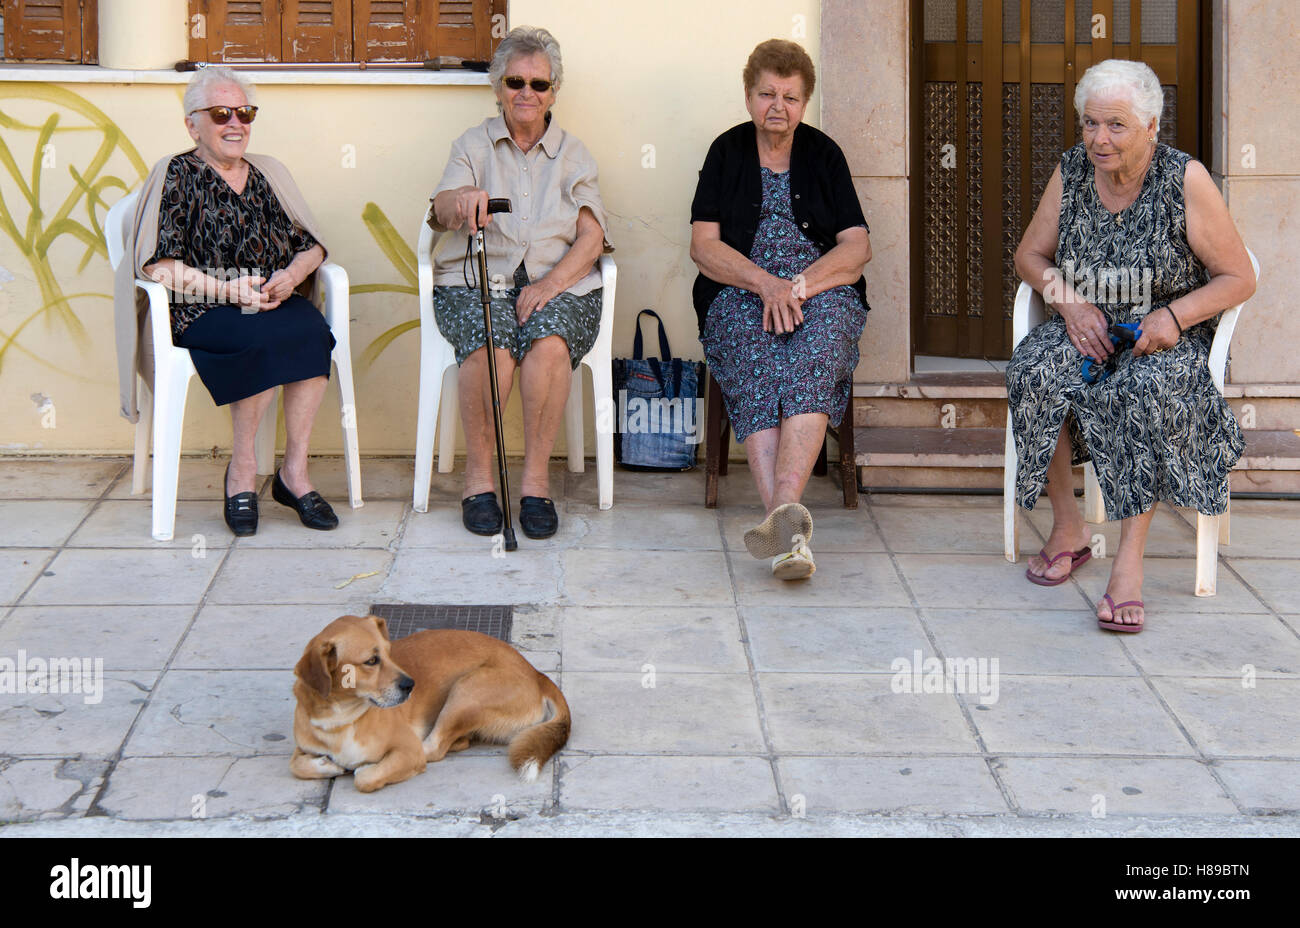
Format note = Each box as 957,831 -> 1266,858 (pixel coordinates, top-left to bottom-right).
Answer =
398,675 -> 414,693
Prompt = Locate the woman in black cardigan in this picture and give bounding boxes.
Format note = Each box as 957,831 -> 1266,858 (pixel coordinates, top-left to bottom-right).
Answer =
690,39 -> 871,581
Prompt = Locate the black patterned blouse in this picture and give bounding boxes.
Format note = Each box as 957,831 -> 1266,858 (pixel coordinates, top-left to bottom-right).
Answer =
149,151 -> 319,337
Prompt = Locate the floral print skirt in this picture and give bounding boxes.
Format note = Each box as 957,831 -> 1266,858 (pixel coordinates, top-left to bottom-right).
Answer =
433,285 -> 602,370
702,285 -> 867,443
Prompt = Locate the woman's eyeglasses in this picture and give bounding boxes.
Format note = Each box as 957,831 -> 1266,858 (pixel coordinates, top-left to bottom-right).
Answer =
503,76 -> 554,93
190,105 -> 259,125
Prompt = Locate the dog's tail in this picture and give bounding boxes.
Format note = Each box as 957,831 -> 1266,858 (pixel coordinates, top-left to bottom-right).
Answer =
507,672 -> 570,783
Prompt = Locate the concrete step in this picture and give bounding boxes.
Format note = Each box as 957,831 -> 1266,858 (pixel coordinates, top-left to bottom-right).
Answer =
853,426 -> 1300,493
854,427 -> 1005,468
855,375 -> 1300,430
1225,397 -> 1300,431
857,397 -> 1009,429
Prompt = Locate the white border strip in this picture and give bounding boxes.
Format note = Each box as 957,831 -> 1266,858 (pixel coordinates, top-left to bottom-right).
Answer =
0,64 -> 491,87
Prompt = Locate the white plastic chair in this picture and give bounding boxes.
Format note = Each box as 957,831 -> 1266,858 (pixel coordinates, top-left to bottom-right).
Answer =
1003,248 -> 1259,597
106,189 -> 364,542
412,202 -> 616,512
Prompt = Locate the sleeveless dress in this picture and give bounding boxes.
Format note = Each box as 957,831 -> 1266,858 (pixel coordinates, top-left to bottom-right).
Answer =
701,166 -> 868,442
1005,143 -> 1245,521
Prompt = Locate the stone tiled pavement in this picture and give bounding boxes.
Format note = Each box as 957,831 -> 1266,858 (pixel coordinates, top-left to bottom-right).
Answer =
1,456 -> 1298,836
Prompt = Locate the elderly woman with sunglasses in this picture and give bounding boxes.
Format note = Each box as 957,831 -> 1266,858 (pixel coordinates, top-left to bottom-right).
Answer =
117,66 -> 339,536
428,25 -> 609,540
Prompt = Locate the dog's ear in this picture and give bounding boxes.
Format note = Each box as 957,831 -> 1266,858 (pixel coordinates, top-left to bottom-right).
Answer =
369,615 -> 390,641
295,639 -> 337,699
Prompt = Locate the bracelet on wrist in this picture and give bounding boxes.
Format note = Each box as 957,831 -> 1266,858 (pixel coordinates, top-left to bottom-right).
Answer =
1164,304 -> 1184,335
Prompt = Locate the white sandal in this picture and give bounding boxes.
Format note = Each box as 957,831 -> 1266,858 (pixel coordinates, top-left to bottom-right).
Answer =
771,533 -> 815,580
745,503 -> 813,559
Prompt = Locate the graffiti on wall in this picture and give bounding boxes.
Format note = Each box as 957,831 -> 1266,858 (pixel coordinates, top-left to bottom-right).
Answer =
354,201 -> 420,370
0,84 -> 147,375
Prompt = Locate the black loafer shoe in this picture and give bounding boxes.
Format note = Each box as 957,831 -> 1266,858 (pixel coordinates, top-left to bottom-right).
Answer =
519,496 -> 558,539
272,470 -> 339,530
223,464 -> 258,536
461,492 -> 503,536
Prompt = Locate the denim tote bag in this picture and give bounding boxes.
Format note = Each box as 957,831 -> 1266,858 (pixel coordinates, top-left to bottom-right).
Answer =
611,310 -> 705,470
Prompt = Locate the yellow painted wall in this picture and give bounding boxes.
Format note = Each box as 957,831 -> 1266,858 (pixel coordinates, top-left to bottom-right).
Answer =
0,0 -> 820,456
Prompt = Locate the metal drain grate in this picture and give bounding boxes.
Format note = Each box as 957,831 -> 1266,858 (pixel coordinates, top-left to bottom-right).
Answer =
368,604 -> 513,643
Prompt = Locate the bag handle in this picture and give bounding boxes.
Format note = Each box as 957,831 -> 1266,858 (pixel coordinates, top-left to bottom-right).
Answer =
630,310 -> 684,397
632,309 -> 673,362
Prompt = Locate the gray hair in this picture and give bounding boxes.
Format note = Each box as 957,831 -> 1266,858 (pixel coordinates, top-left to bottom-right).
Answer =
488,26 -> 563,95
183,65 -> 257,116
1074,59 -> 1163,134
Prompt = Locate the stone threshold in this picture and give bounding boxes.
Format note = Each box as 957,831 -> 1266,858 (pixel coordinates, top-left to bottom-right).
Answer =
855,372 -> 1006,399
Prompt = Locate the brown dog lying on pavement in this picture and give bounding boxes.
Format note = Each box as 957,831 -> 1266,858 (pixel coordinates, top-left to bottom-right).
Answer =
290,614 -> 570,792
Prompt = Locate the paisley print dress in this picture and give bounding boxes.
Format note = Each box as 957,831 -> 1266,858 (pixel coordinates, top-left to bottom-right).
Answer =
702,167 -> 868,442
1005,143 -> 1245,520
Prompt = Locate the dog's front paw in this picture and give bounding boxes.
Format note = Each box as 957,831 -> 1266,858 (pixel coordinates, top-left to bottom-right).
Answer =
353,763 -> 385,792
291,750 -> 347,780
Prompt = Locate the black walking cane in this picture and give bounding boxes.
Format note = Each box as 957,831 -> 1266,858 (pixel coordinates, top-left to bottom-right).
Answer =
475,197 -> 518,551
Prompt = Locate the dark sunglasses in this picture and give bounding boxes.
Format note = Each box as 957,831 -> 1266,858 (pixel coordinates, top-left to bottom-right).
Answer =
503,76 -> 554,93
190,105 -> 259,125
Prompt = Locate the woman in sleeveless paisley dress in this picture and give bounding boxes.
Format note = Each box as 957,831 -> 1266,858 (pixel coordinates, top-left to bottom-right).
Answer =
1005,60 -> 1256,632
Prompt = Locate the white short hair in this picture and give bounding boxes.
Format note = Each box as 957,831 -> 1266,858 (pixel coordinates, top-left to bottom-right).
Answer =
183,66 -> 257,116
1074,59 -> 1163,133
489,26 -> 563,95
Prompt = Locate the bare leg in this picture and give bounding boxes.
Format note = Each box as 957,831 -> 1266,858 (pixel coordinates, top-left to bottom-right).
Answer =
1097,508 -> 1154,627
1026,425 -> 1092,582
770,413 -> 828,511
744,428 -> 780,512
278,375 -> 328,496
227,388 -> 276,495
744,413 -> 828,513
741,413 -> 827,568
517,335 -> 572,498
458,346 -> 517,498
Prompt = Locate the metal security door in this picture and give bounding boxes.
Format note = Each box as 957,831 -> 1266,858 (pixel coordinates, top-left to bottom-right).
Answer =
909,0 -> 1204,360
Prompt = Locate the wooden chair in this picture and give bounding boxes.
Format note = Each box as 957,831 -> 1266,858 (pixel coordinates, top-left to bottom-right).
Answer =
703,370 -> 858,509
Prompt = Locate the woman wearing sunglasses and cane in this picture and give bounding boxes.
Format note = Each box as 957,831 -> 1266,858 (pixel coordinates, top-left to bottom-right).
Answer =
428,26 -> 610,541
118,66 -> 340,536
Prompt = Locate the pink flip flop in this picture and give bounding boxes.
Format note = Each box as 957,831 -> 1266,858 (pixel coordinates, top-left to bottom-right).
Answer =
1098,593 -> 1144,633
1025,546 -> 1092,586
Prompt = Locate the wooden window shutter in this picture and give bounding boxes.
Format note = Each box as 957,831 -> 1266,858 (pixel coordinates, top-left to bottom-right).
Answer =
421,0 -> 499,62
80,0 -> 96,63
283,0 -> 351,62
3,0 -> 89,62
195,0 -> 281,62
354,0 -> 415,62
183,0 -> 501,64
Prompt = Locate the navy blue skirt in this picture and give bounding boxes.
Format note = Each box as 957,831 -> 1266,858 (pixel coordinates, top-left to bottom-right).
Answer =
175,294 -> 335,406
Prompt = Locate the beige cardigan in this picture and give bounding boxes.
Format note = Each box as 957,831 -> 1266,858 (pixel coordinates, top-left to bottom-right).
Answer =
114,150 -> 329,422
